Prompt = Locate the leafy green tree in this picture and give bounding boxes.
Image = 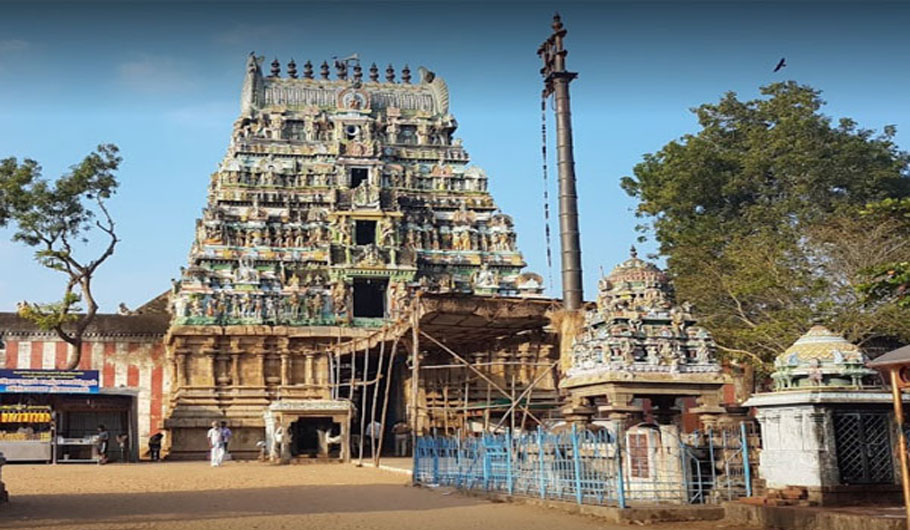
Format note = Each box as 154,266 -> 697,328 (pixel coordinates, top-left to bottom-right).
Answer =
857,198 -> 910,307
0,145 -> 121,370
621,82 -> 910,372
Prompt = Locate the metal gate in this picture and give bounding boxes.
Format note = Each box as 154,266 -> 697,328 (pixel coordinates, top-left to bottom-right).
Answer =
833,411 -> 894,484
678,424 -> 755,504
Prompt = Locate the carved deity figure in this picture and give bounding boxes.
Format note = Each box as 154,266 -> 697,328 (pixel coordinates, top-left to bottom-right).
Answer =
237,255 -> 260,283
473,263 -> 498,289
807,358 -> 824,386
617,340 -> 636,364
332,282 -> 349,322
378,216 -> 396,247
694,341 -> 712,364
306,291 -> 322,321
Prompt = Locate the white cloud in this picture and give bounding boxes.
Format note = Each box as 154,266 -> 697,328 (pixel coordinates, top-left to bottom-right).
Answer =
212,24 -> 290,47
0,39 -> 28,54
116,55 -> 198,93
0,39 -> 29,74
164,100 -> 236,129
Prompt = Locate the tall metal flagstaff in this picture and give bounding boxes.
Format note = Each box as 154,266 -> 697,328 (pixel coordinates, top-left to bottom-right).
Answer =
539,13 -> 584,310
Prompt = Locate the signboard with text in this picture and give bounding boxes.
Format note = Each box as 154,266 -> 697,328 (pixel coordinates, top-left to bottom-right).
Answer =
0,370 -> 100,394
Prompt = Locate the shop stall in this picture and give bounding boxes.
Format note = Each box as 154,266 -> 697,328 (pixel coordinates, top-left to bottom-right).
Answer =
0,405 -> 53,462
0,369 -> 138,463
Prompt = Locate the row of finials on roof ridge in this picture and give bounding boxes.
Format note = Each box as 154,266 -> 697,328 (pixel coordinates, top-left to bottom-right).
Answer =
262,55 -> 415,84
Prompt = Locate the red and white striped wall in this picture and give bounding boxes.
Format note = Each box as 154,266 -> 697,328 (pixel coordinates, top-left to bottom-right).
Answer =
0,336 -> 168,458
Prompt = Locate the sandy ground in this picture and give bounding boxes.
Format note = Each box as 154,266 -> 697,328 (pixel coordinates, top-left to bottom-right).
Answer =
0,461 -> 756,530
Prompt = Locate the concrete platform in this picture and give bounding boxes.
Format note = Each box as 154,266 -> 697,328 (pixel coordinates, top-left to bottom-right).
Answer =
441,488 -> 725,524
355,457 -> 413,476
725,500 -> 906,530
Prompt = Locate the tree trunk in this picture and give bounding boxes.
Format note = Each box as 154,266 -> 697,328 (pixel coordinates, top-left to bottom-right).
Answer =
63,339 -> 82,371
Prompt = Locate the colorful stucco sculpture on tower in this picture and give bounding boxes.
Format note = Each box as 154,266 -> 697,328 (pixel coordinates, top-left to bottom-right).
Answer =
560,247 -> 726,429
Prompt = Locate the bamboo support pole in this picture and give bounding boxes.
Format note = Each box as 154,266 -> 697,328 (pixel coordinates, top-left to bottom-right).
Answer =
521,382 -> 535,432
510,373 -> 517,433
443,384 -> 450,436
358,338 -> 370,465
493,360 -> 559,431
410,295 -> 422,458
484,381 -> 491,432
369,330 -> 386,459
328,346 -> 335,400
347,338 -> 357,402
463,378 -> 469,436
419,361 -> 555,370
375,338 -> 399,467
419,330 -> 514,404
334,328 -> 342,400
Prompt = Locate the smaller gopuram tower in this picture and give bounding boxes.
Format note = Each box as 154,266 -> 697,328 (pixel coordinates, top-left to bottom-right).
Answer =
163,54 -> 540,458
560,247 -> 726,429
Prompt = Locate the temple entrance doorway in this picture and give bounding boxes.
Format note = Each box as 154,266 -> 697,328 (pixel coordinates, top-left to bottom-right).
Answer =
266,400 -> 353,463
291,416 -> 338,458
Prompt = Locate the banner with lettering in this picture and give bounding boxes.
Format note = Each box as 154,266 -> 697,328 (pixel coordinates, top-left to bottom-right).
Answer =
0,370 -> 100,394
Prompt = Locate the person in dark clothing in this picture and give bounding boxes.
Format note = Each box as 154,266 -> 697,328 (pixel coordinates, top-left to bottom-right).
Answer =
148,432 -> 163,461
96,425 -> 109,465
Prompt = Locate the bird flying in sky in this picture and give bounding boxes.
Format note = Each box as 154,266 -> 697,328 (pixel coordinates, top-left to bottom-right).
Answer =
773,57 -> 786,72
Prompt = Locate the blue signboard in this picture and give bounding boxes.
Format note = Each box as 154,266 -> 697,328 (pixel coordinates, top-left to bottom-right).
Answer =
0,369 -> 100,394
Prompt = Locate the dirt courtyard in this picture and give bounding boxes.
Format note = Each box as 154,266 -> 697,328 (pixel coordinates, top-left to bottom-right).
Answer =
0,461 -> 754,530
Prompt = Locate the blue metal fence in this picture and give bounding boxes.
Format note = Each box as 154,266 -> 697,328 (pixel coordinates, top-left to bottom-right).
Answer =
414,423 -> 755,508
415,425 -> 625,506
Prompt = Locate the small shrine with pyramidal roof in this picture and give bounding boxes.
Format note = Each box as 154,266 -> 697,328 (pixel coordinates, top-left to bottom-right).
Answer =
746,326 -> 905,505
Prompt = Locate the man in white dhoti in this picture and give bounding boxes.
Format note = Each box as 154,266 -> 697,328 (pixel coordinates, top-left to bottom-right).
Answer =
365,420 -> 382,456
271,425 -> 283,462
207,421 -> 224,467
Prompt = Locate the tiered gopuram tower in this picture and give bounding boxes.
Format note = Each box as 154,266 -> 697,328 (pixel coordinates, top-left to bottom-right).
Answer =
561,247 -> 726,428
164,54 -> 541,458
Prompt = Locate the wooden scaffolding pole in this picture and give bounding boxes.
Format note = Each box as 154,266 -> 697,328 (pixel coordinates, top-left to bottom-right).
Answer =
443,384 -> 450,436
493,360 -> 558,431
410,295 -> 421,459
419,329 -> 544,426
375,337 -> 399,466
347,338 -> 357,402
510,373 -> 517,433
358,338 -> 371,465
369,330 -> 386,459
334,327 -> 342,400
463,378 -> 469,436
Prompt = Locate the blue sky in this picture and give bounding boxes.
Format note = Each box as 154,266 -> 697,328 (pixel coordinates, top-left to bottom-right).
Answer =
0,0 -> 908,312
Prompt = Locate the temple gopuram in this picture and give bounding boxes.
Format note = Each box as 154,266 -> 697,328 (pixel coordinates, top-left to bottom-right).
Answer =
164,54 -> 546,458
560,247 -> 727,429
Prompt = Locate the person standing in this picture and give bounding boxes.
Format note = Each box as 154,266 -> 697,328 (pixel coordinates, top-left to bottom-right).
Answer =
207,421 -> 224,467
116,433 -> 129,463
392,421 -> 409,457
96,425 -> 110,465
271,425 -> 283,462
148,432 -> 163,461
364,420 -> 381,457
220,421 -> 232,461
